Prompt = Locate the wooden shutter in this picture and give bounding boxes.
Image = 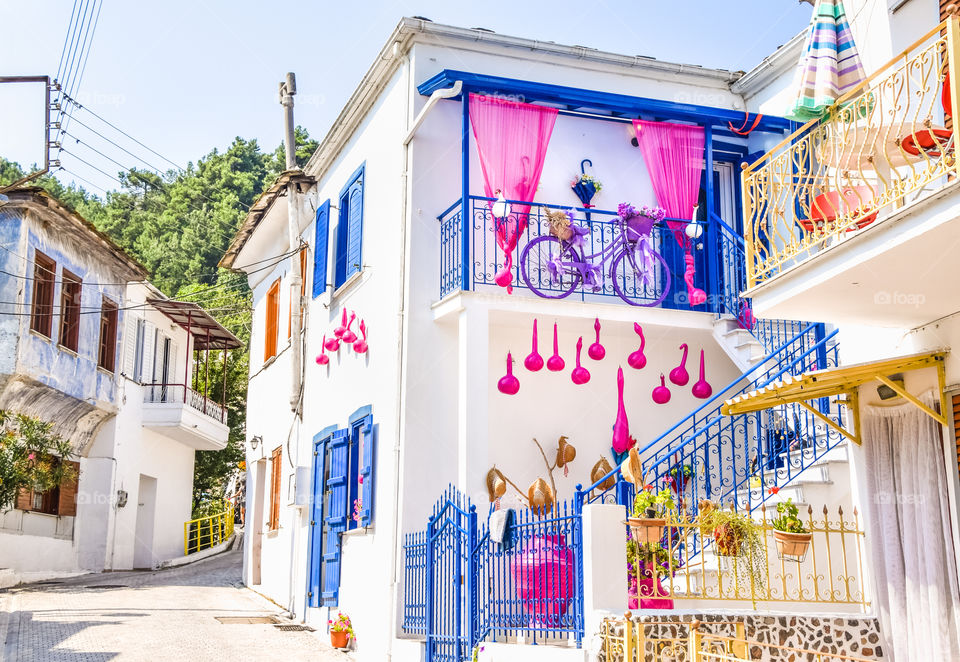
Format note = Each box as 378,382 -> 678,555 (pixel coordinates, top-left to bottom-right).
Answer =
30,251 -> 56,337
264,279 -> 280,361
345,176 -> 364,282
307,435 -> 327,608
98,298 -> 118,372
312,200 -> 330,298
16,488 -> 33,511
57,461 -> 80,517
123,314 -> 141,377
358,416 -> 375,527
269,446 -> 282,530
953,393 -> 960,477
322,429 -> 350,605
58,270 -> 81,352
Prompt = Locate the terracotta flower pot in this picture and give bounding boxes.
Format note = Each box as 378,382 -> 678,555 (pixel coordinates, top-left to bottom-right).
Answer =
330,630 -> 349,649
713,524 -> 744,557
773,530 -> 812,560
628,517 -> 665,545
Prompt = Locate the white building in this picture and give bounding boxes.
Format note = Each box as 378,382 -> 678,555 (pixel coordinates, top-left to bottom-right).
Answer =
228,5 -> 960,660
0,187 -> 240,585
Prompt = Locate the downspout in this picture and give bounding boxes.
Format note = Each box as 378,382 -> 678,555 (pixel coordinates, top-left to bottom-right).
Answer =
388,64 -> 463,661
280,72 -> 303,414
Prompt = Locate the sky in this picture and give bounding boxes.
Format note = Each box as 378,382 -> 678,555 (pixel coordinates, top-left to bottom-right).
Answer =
0,1 -> 814,195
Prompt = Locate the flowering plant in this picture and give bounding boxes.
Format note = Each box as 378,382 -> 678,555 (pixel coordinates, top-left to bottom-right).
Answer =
352,497 -> 362,524
632,486 -> 675,519
329,612 -> 354,638
617,203 -> 665,222
627,538 -> 677,579
771,498 -> 807,534
570,173 -> 602,192
0,410 -> 75,510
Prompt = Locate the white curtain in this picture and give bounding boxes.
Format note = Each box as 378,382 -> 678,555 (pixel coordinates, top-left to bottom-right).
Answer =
863,391 -> 960,660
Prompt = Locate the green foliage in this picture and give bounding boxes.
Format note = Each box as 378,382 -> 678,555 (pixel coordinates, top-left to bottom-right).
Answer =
626,538 -> 676,579
696,502 -> 767,594
0,410 -> 76,509
632,487 -> 675,519
771,498 -> 807,533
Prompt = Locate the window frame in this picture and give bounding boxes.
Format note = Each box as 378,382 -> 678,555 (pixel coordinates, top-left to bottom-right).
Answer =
334,164 -> 365,290
268,446 -> 282,531
97,296 -> 119,372
264,278 -> 281,362
58,268 -> 82,353
30,250 -> 56,338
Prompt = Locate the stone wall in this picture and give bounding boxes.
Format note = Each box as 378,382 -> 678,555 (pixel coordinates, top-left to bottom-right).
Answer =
598,612 -> 884,661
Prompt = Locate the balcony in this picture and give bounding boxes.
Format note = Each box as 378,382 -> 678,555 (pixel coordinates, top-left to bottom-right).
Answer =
437,195 -> 748,320
742,19 -> 960,326
141,383 -> 229,450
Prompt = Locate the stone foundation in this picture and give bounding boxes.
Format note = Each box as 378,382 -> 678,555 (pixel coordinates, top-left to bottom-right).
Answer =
598,612 -> 884,661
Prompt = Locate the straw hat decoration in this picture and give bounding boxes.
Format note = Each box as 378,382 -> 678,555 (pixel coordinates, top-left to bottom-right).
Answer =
555,436 -> 577,476
486,468 -> 507,503
620,447 -> 644,487
527,477 -> 555,517
590,457 -> 616,492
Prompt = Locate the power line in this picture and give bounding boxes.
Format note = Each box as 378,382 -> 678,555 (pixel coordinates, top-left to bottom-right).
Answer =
60,0 -> 104,140
67,114 -> 172,175
55,0 -> 81,84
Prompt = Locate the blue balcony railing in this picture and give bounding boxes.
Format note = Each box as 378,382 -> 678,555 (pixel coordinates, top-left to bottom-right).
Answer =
439,195 -> 744,315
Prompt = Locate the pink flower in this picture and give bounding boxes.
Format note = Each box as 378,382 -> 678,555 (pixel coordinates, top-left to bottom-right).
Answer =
27,453 -> 35,461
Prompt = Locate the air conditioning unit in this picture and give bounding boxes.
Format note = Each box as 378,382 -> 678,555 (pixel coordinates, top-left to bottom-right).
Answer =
288,466 -> 313,508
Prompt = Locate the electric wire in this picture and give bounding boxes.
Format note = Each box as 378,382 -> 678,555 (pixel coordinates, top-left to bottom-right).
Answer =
54,0 -> 81,84
60,0 -> 103,139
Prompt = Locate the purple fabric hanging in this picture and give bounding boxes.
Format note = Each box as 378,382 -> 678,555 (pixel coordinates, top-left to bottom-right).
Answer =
470,93 -> 558,293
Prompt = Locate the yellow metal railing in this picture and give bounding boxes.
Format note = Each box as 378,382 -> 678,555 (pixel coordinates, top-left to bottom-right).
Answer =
743,18 -> 960,289
629,505 -> 868,609
184,509 -> 234,556
601,619 -> 879,661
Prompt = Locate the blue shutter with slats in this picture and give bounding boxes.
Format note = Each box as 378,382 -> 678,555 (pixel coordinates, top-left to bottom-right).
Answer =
306,435 -> 326,608
345,176 -> 363,281
312,200 -> 330,298
321,428 -> 349,605
358,416 -> 375,527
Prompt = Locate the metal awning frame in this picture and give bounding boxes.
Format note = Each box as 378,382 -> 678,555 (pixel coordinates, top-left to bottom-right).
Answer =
721,352 -> 949,446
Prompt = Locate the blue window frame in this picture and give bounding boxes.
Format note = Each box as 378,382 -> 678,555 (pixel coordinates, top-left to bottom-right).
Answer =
306,426 -> 334,608
334,164 -> 364,289
312,199 -> 331,298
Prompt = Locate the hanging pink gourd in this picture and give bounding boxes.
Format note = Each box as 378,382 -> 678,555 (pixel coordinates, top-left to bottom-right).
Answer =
691,349 -> 712,399
547,322 -> 565,372
611,367 -> 632,454
628,323 -> 646,370
524,319 -> 544,372
324,335 -> 341,352
497,352 -> 520,395
571,337 -> 590,385
334,308 -> 348,338
652,374 -> 671,404
669,343 -> 689,386
316,335 -> 330,365
353,320 -> 368,354
342,311 -> 357,344
588,317 -> 605,361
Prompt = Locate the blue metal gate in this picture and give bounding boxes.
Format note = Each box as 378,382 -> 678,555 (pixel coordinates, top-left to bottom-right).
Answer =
425,487 -> 477,662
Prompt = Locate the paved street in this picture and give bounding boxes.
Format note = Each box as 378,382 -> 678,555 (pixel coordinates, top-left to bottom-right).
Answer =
0,548 -> 349,662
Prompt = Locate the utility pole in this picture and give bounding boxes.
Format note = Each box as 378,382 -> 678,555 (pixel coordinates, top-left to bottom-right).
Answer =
280,72 -> 302,414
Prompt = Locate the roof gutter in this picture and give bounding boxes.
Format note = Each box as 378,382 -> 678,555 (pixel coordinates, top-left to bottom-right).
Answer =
403,80 -> 462,145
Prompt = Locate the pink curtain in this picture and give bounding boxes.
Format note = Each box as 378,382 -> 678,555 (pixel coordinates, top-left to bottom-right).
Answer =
470,93 -> 558,293
633,120 -> 707,306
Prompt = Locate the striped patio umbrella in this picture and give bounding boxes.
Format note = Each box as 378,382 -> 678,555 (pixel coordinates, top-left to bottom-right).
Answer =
787,0 -> 866,122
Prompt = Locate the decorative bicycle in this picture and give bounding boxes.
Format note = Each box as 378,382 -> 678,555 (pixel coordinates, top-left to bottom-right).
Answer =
518,206 -> 671,307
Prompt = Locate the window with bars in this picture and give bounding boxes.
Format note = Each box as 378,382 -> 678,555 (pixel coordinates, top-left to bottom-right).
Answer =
30,251 -> 56,338
98,297 -> 118,372
264,278 -> 280,362
59,269 -> 81,352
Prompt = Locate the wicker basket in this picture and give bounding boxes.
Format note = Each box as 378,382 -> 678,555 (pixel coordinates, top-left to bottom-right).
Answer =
773,530 -> 812,561
625,214 -> 656,238
546,208 -> 574,241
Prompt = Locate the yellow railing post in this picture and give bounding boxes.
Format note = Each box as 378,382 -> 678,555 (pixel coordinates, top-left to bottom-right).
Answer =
183,520 -> 188,556
688,619 -> 701,662
623,613 -> 634,662
948,17 -> 960,177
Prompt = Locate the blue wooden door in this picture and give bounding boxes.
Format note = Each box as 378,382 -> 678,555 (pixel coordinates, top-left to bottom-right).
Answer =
306,437 -> 327,608
321,429 -> 350,605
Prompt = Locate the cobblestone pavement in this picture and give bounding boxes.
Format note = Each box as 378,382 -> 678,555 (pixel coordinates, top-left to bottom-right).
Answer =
1,549 -> 349,661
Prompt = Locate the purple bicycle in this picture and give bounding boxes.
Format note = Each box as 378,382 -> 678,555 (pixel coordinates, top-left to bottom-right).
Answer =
519,207 -> 671,306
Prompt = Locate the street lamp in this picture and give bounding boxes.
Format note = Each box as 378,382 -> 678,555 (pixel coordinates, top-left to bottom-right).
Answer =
250,435 -> 262,451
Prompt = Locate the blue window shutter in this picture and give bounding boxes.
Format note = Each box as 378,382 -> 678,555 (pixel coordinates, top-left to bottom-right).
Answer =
321,428 -> 349,605
334,195 -> 349,288
306,436 -> 326,608
312,200 -> 330,298
359,416 -> 375,527
345,176 -> 363,280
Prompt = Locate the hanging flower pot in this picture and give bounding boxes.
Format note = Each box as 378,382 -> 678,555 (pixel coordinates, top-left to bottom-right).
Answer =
773,530 -> 813,561
713,523 -> 745,557
628,515 -> 666,545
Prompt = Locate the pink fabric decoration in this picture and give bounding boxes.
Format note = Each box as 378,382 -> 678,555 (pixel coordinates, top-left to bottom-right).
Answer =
633,120 -> 707,306
470,93 -> 558,293
510,535 -> 574,625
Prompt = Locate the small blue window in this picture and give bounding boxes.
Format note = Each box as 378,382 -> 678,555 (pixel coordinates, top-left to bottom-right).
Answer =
312,199 -> 330,298
334,164 -> 364,289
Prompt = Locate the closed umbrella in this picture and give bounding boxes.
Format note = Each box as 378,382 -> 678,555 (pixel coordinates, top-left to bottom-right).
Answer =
788,0 -> 867,122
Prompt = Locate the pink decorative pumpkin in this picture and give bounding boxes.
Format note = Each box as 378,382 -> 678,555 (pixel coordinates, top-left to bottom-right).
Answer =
316,335 -> 330,365
547,323 -> 565,372
353,320 -> 368,354
588,318 -> 605,361
611,367 -> 631,454
571,337 -> 590,385
525,320 -> 544,372
652,374 -> 671,404
498,352 -> 520,395
342,311 -> 357,344
691,349 -> 712,399
628,323 -> 646,370
669,344 -> 689,386
334,308 -> 348,338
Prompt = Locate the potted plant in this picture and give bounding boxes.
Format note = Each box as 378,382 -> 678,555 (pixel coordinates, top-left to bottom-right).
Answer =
571,172 -> 602,207
665,463 -> 693,493
627,536 -> 677,609
617,203 -> 665,239
696,502 -> 766,597
329,612 -> 354,649
770,498 -> 812,561
628,487 -> 675,544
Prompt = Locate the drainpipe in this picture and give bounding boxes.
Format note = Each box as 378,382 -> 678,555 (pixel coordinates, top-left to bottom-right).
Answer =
388,64 -> 463,661
280,72 -> 303,414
